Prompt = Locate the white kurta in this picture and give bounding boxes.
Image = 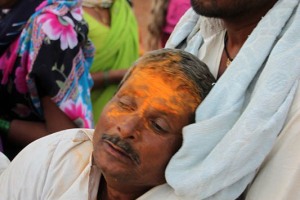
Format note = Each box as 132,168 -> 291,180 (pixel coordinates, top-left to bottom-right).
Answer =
0,129 -> 101,200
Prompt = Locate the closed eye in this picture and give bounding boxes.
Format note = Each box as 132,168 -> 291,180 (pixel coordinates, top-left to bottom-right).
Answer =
118,96 -> 135,111
118,101 -> 132,110
150,119 -> 169,134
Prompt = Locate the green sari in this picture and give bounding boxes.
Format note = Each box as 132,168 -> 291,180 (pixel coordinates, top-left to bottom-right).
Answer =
84,0 -> 139,122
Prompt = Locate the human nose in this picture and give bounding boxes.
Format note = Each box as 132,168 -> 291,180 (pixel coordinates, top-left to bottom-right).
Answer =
117,113 -> 141,140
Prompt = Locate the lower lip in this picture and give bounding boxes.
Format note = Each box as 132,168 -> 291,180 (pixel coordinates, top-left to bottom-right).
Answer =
103,141 -> 133,164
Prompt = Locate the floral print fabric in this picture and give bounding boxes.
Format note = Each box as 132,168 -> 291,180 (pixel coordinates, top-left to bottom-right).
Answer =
0,0 -> 95,128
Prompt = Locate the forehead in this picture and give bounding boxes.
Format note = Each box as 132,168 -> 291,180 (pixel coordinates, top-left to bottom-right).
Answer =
118,65 -> 198,115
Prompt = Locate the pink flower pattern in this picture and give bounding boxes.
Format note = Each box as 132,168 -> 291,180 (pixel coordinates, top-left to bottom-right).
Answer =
70,7 -> 83,21
14,66 -> 28,94
1,0 -> 94,129
38,12 -> 78,50
61,97 -> 92,128
0,39 -> 19,84
14,50 -> 30,93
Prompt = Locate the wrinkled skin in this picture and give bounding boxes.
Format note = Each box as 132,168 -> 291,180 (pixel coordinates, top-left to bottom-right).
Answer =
93,66 -> 199,197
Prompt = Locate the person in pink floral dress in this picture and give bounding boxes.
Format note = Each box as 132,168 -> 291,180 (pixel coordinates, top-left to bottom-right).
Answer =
0,0 -> 95,159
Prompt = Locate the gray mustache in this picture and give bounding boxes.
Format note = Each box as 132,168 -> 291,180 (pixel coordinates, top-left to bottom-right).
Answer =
102,133 -> 140,165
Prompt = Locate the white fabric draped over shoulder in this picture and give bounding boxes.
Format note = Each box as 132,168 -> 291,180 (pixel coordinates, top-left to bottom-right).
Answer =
139,0 -> 300,199
0,152 -> 10,175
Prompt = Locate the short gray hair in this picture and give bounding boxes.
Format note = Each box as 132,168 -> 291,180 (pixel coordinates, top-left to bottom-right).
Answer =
121,48 -> 215,101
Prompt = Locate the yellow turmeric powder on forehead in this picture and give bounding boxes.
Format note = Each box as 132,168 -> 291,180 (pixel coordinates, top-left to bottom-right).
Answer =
128,53 -> 202,107
108,66 -> 200,123
119,48 -> 216,117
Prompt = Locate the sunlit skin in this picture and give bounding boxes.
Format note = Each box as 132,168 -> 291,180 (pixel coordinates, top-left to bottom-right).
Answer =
92,61 -> 200,199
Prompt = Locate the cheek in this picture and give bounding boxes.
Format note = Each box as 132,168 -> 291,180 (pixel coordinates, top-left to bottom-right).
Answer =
166,135 -> 183,155
141,134 -> 182,166
93,107 -> 116,143
97,104 -> 120,127
137,135 -> 183,185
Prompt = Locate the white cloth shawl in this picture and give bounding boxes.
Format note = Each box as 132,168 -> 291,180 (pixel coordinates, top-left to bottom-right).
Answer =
0,152 -> 10,175
140,0 -> 300,199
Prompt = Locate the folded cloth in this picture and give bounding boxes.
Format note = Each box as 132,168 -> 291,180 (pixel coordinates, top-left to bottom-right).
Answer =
139,0 -> 300,199
0,152 -> 10,175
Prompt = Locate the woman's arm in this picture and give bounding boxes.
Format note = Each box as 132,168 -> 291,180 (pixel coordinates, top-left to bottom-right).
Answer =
91,69 -> 127,89
7,96 -> 76,146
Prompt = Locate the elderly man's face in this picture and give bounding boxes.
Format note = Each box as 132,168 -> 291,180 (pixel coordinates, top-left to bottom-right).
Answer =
93,65 -> 198,190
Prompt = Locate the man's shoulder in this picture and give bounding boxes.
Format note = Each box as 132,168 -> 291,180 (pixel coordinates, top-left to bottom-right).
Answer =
51,128 -> 95,156
52,128 -> 95,142
2,128 -> 95,179
13,128 -> 95,163
35,128 -> 94,143
0,129 -> 95,197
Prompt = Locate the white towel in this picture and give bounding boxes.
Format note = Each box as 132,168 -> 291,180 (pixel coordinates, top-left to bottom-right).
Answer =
139,0 -> 300,199
0,152 -> 10,175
